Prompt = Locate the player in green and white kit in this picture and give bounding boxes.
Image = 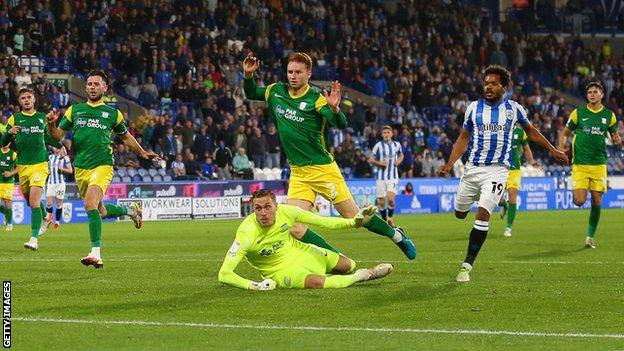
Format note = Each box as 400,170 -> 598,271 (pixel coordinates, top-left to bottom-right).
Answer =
502,125 -> 538,237
218,189 -> 393,290
243,52 -> 415,260
0,143 -> 17,231
47,70 -> 159,268
558,81 -> 621,248
1,88 -> 62,250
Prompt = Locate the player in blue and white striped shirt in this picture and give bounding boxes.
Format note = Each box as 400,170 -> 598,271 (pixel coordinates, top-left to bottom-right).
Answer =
369,126 -> 403,227
45,146 -> 73,229
439,65 -> 568,283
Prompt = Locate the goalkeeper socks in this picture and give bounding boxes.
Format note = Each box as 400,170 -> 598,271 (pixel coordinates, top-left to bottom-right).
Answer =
55,207 -> 62,221
388,207 -> 394,218
363,215 -> 395,239
87,209 -> 102,247
464,220 -> 489,265
322,272 -> 366,288
379,208 -> 387,220
588,205 -> 601,238
31,206 -> 42,238
103,204 -> 128,219
301,228 -> 339,253
46,206 -> 53,214
506,203 -> 517,229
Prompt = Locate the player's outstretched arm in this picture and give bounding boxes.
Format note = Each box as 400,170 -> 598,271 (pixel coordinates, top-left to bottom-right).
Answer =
120,132 -> 160,161
218,237 -> 276,291
524,123 -> 568,165
557,127 -> 571,151
438,129 -> 470,177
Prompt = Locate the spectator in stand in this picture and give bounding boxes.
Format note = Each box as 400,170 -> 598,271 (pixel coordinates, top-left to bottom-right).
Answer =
214,140 -> 233,180
265,124 -> 281,169
422,152 -> 436,177
159,126 -> 178,166
184,153 -> 202,180
353,150 -> 372,178
232,147 -> 253,179
179,120 -> 195,150
247,127 -> 266,169
171,154 -> 186,180
201,156 -> 216,180
191,124 -> 215,160
427,126 -> 441,152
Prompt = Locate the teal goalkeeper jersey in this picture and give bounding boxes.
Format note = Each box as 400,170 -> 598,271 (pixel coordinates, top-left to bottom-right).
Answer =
218,204 -> 356,290
244,79 -> 348,166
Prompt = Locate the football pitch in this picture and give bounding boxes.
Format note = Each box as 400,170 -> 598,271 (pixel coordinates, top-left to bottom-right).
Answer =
2,209 -> 623,350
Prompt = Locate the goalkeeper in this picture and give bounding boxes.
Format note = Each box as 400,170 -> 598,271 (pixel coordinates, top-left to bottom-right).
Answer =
218,189 -> 394,290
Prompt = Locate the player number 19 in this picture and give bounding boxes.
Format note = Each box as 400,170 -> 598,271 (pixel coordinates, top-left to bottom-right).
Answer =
491,182 -> 504,195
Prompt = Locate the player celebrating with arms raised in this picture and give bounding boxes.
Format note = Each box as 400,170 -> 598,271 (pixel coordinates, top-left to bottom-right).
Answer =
558,81 -> 621,248
439,65 -> 567,282
47,70 -> 159,268
243,52 -> 415,260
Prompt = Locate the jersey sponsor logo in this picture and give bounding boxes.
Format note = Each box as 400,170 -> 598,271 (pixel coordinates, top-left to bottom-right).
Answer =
583,126 -> 606,135
275,105 -> 305,122
20,126 -> 45,134
477,124 -> 511,133
76,118 -> 107,130
258,240 -> 284,256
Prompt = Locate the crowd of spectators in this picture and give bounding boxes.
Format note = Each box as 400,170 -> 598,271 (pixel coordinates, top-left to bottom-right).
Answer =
0,0 -> 622,181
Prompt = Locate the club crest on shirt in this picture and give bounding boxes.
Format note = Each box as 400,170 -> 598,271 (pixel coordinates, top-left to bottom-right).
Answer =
280,223 -> 289,232
506,110 -> 513,120
102,112 -> 109,119
299,102 -> 307,110
602,118 -> 606,124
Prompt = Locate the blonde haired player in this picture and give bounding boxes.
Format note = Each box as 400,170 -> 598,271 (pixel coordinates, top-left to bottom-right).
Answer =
243,52 -> 415,260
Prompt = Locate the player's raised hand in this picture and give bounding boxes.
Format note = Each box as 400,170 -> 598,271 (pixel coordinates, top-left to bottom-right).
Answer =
250,278 -> 276,291
242,53 -> 260,77
323,80 -> 341,113
46,109 -> 60,124
2,171 -> 10,177
550,149 -> 569,165
438,164 -> 452,177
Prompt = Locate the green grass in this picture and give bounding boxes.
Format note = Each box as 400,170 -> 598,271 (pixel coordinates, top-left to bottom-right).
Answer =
3,209 -> 624,350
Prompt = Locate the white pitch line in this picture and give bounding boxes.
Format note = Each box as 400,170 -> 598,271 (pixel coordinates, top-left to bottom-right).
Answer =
0,258 -> 620,264
12,317 -> 624,340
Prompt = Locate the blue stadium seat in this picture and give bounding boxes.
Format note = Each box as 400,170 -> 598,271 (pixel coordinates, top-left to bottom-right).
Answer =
132,175 -> 142,182
142,175 -> 152,182
122,176 -> 131,183
112,176 -> 121,183
128,168 -> 138,177
138,168 -> 148,176
117,168 -> 127,177
162,175 -> 171,182
152,175 -> 163,182
148,168 -> 158,177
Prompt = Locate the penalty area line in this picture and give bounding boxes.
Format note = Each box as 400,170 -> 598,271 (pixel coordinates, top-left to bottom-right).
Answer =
12,317 -> 624,339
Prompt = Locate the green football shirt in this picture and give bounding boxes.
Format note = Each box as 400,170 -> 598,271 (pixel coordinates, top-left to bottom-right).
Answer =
244,79 -> 348,166
566,106 -> 618,165
4,111 -> 55,165
0,148 -> 16,183
510,126 -> 528,170
58,101 -> 128,169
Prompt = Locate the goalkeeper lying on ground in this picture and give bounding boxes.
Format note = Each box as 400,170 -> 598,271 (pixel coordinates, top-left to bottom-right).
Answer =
218,189 -> 394,290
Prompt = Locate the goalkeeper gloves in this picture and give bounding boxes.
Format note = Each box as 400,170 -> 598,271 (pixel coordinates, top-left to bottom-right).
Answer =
250,278 -> 277,291
352,205 -> 377,227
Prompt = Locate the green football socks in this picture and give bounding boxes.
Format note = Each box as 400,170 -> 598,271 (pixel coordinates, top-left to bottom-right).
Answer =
363,215 -> 395,239
31,206 -> 42,238
588,205 -> 601,238
301,228 -> 339,253
103,204 -> 128,219
506,203 -> 517,229
87,209 -> 102,247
